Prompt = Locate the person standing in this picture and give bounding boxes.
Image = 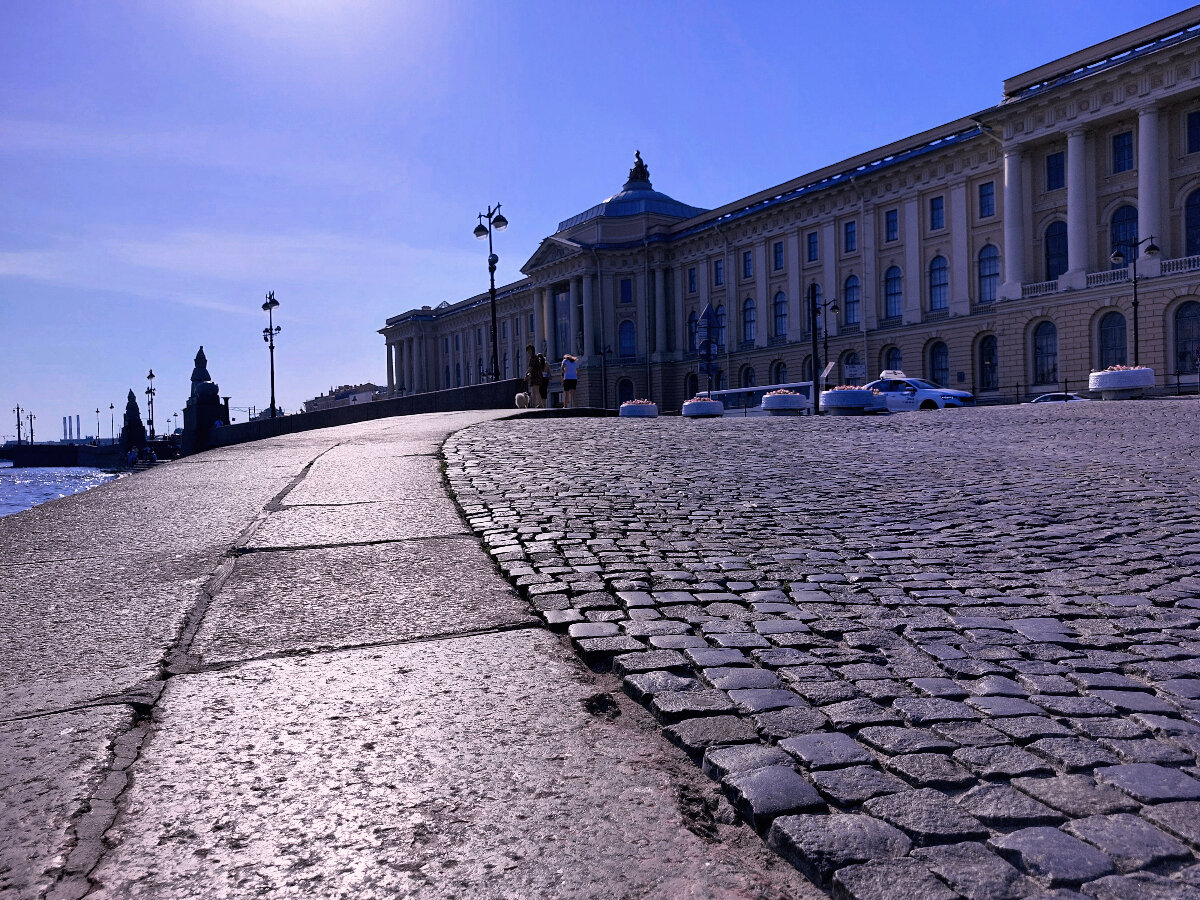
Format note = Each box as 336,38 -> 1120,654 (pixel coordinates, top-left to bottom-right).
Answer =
538,354 -> 551,408
525,345 -> 542,409
560,355 -> 578,408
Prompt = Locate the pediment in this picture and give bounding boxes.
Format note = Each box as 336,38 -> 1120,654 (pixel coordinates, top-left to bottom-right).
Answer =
521,237 -> 583,274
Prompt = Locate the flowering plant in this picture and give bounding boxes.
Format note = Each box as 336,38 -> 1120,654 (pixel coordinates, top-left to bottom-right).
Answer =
1102,365 -> 1150,372
764,389 -> 798,396
688,395 -> 718,402
828,385 -> 865,391
621,398 -> 656,406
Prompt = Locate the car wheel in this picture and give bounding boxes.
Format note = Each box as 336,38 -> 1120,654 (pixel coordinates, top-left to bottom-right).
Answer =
919,400 -> 939,410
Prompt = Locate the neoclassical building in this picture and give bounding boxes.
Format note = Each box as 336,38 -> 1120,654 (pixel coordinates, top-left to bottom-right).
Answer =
381,10 -> 1200,409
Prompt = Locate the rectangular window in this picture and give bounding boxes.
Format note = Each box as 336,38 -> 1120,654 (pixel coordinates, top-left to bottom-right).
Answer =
930,196 -> 945,230
713,259 -> 724,286
773,241 -> 784,270
619,277 -> 633,303
806,232 -> 818,262
885,209 -> 899,242
528,313 -> 534,334
1046,152 -> 1065,191
1112,131 -> 1133,173
476,328 -> 483,346
979,181 -> 995,218
687,267 -> 697,292
501,321 -> 508,339
1189,111 -> 1200,154
454,334 -> 460,351
444,337 -> 449,354
844,221 -> 857,253
514,316 -> 520,336
742,250 -> 752,279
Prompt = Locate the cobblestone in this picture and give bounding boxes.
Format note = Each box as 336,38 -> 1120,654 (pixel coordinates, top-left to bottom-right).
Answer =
444,403 -> 1200,896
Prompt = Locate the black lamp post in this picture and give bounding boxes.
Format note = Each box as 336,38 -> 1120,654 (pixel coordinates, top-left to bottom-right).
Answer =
262,291 -> 281,417
145,369 -> 156,440
27,412 -> 35,444
109,403 -> 115,445
1110,235 -> 1159,367
474,203 -> 508,382
821,297 -> 841,379
12,404 -> 22,445
95,408 -> 100,444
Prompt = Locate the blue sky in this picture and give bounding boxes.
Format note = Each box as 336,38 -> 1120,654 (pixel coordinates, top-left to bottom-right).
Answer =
0,0 -> 1190,439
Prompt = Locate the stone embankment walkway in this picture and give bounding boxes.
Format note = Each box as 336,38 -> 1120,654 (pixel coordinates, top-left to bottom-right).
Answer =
445,399 -> 1200,899
2,411 -> 811,900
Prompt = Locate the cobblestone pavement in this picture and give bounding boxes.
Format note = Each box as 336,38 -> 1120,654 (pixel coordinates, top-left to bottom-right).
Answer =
445,400 -> 1200,899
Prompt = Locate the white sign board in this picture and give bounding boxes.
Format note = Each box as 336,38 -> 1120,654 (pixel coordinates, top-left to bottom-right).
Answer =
844,364 -> 867,379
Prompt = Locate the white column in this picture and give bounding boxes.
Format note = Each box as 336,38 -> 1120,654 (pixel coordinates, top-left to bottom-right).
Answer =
1138,105 -> 1162,275
582,273 -> 595,358
903,199 -> 921,323
567,277 -> 579,357
1001,145 -> 1026,299
654,266 -> 666,355
672,267 -> 685,356
542,289 -> 554,356
407,338 -> 416,394
754,245 -> 767,347
635,271 -> 649,357
1063,129 -> 1088,288
386,343 -> 395,395
950,184 -> 969,315
787,232 -> 802,337
532,287 -> 545,358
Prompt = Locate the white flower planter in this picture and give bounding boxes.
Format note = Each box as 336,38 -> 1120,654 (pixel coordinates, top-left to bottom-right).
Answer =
761,394 -> 806,415
619,403 -> 658,418
820,389 -> 875,416
1087,367 -> 1154,400
681,398 -> 724,418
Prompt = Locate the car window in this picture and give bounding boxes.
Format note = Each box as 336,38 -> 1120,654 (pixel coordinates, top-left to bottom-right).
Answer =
907,379 -> 939,389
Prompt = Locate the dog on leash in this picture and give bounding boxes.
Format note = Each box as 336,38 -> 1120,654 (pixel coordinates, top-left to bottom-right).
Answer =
514,392 -> 530,408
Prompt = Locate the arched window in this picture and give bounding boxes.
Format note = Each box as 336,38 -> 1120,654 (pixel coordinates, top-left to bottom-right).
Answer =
978,245 -> 1000,303
742,297 -> 756,344
1111,205 -> 1138,266
928,257 -> 949,311
616,378 -> 635,404
684,373 -> 698,399
740,366 -> 756,388
715,369 -> 727,391
841,351 -> 862,385
687,311 -> 698,351
773,291 -> 788,338
884,346 -> 903,371
1176,301 -> 1200,373
618,320 -> 636,358
843,276 -> 861,325
801,356 -> 813,382
716,305 -> 726,346
884,267 -> 903,319
928,342 -> 949,386
1187,191 -> 1200,257
1045,221 -> 1068,281
1098,311 -> 1127,369
1033,321 -> 1058,384
770,360 -> 787,385
978,335 -> 998,391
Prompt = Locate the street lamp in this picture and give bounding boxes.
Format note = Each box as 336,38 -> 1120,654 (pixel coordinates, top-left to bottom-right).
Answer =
820,297 -> 841,378
95,408 -> 100,444
1110,235 -> 1159,367
473,203 -> 508,382
109,403 -> 115,445
27,412 -> 35,444
262,291 -> 281,418
12,404 -> 22,445
145,369 -> 156,440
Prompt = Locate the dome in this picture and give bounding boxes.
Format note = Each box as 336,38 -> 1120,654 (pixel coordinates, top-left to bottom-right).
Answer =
557,152 -> 707,231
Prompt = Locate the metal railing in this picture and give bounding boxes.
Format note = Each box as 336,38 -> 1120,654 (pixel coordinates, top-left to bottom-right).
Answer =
697,380 -> 814,414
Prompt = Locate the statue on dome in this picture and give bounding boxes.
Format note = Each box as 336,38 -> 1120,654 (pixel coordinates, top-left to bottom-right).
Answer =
628,150 -> 650,184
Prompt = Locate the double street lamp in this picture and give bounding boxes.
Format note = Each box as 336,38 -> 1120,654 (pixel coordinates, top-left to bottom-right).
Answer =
473,203 -> 508,382
262,291 -> 281,418
145,369 -> 156,440
1110,235 -> 1159,367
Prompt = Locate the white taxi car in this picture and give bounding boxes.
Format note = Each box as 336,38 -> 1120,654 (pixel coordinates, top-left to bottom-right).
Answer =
862,371 -> 975,411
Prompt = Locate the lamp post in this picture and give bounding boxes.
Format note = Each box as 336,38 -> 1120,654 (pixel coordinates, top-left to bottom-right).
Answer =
95,408 -> 100,444
12,404 -> 22,445
821,297 -> 841,381
109,403 -> 115,445
262,291 -> 281,418
1109,235 -> 1159,367
473,203 -> 508,382
27,413 -> 35,444
145,369 -> 156,440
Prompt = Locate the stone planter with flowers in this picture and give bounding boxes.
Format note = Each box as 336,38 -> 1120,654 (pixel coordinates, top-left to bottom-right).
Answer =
820,386 -> 879,415
619,398 -> 659,418
1087,365 -> 1155,400
760,389 -> 806,415
681,396 -> 724,418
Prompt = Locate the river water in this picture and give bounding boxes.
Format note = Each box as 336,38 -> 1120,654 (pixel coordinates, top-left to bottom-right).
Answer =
0,461 -> 119,517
